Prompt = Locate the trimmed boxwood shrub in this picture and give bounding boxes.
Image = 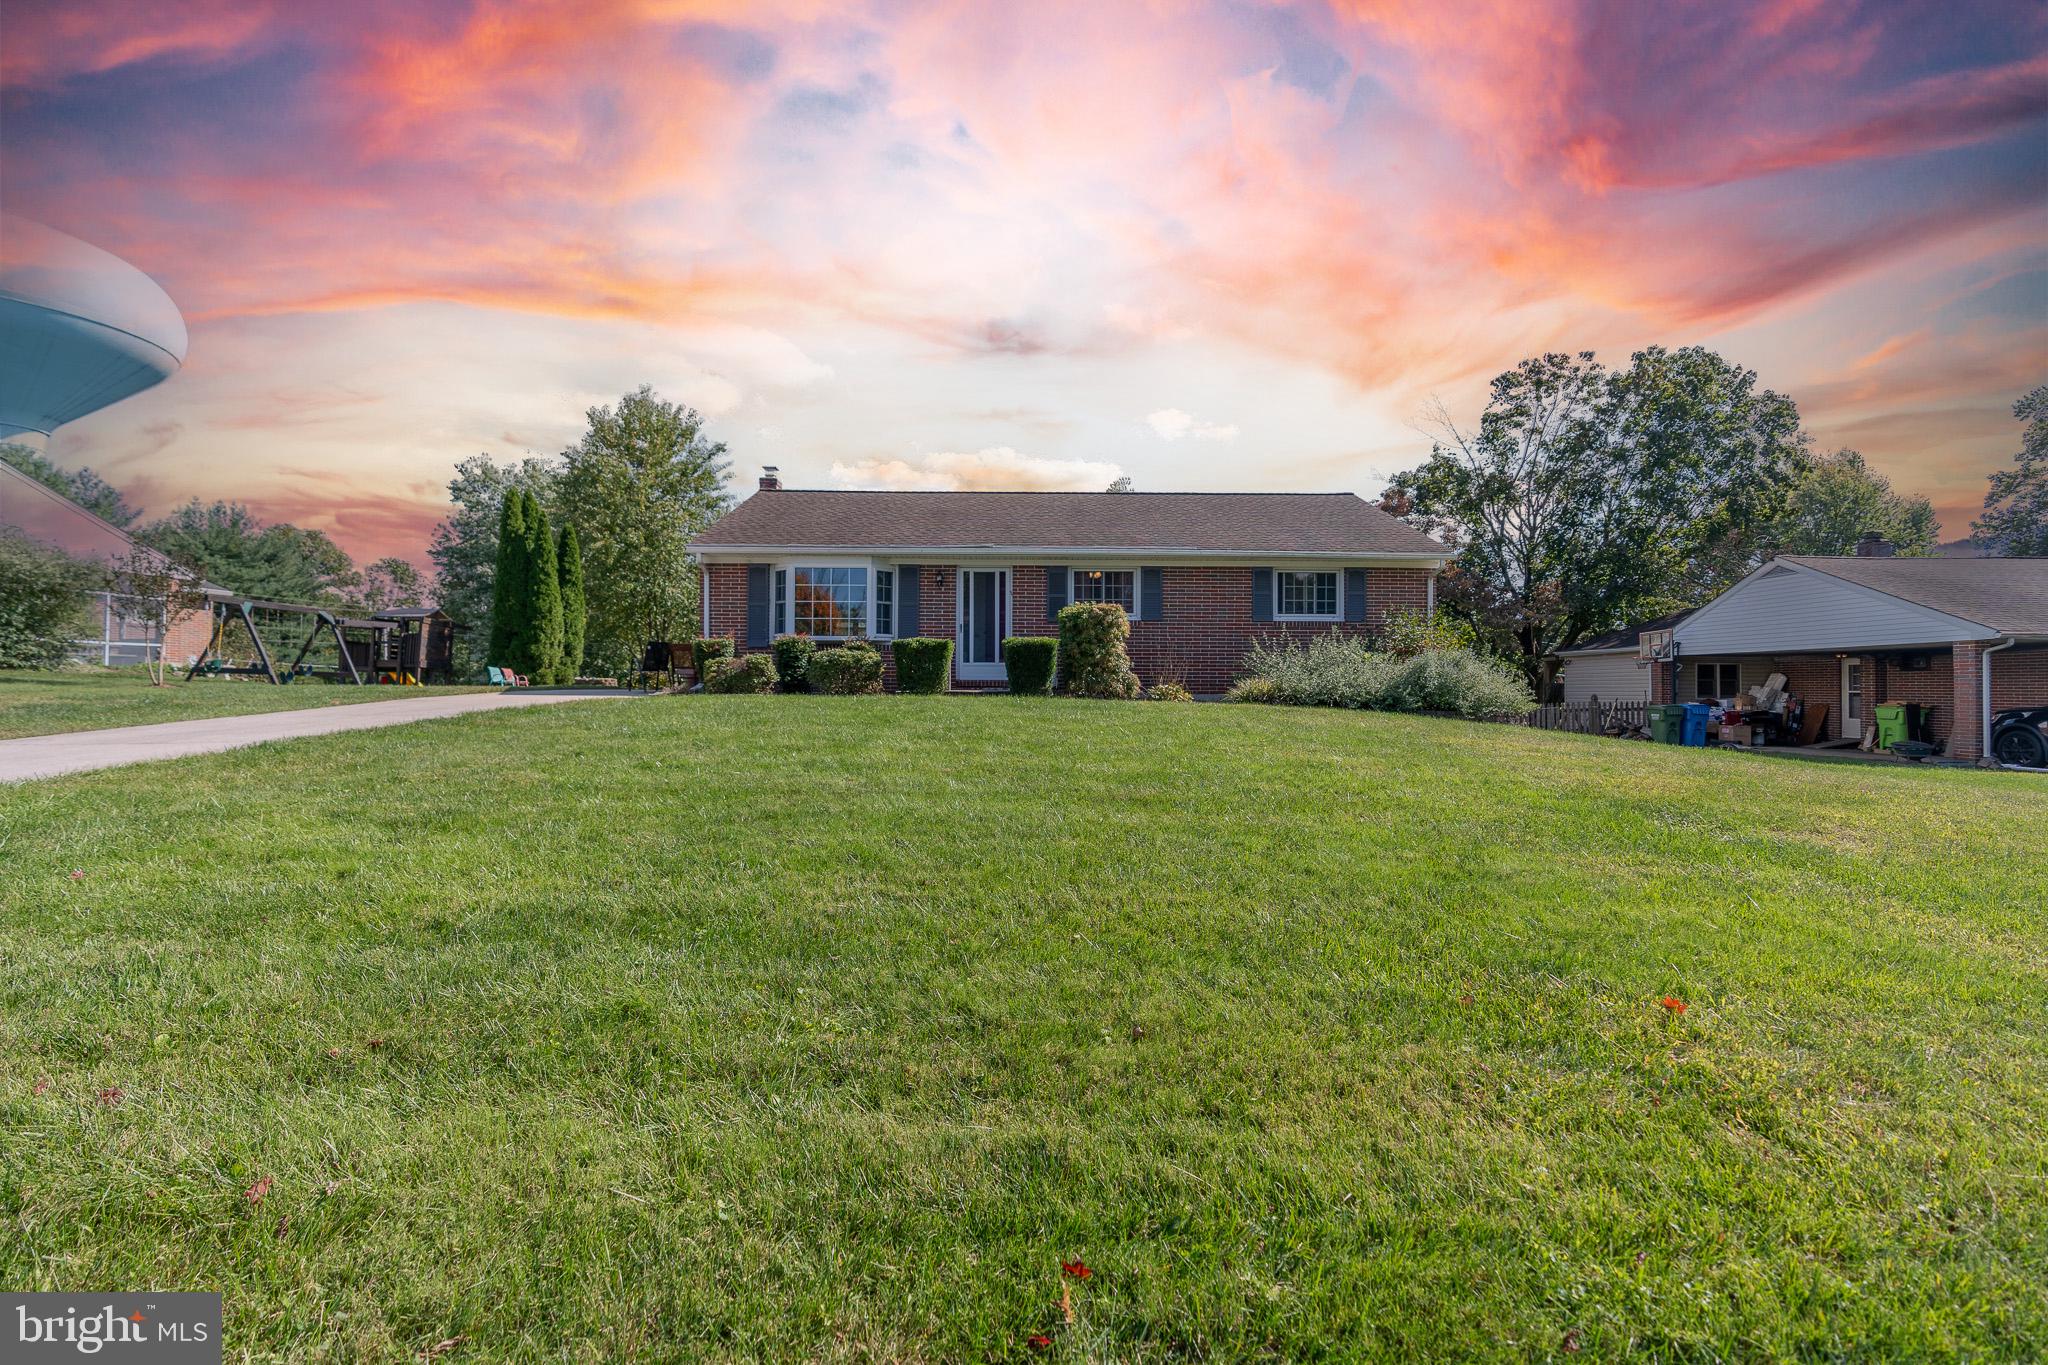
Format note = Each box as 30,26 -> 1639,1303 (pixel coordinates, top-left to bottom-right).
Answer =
704,652 -> 778,693
808,645 -> 883,695
771,634 -> 816,692
1002,637 -> 1058,696
692,637 -> 735,677
1054,604 -> 1140,699
893,637 -> 952,693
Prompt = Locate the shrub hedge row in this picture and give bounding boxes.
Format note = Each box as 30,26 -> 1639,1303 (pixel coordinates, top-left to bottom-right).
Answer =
1001,637 -> 1058,695
692,637 -> 735,677
771,634 -> 816,692
704,652 -> 778,693
808,644 -> 884,695
893,637 -> 952,693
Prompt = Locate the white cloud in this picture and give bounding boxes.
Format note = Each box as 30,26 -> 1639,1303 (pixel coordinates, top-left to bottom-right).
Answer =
829,447 -> 1123,492
1146,408 -> 1239,442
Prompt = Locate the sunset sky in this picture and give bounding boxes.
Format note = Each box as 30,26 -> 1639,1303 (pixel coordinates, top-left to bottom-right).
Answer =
3,0 -> 2043,565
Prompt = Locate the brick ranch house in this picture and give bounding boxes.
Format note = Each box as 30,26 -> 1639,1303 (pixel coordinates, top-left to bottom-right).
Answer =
1652,550 -> 2048,762
688,473 -> 1452,694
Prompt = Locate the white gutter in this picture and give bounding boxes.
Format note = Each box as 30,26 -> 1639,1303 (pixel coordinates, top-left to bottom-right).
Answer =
687,543 -> 1448,564
1982,636 -> 2017,761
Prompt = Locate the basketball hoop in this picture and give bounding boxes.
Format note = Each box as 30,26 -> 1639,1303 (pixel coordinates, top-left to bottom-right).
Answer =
1637,628 -> 1675,668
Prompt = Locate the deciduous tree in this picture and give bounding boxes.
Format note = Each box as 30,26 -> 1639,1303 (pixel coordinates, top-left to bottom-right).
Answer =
1,443 -> 142,528
1389,347 -> 1805,678
1973,384 -> 2048,556
556,386 -> 732,674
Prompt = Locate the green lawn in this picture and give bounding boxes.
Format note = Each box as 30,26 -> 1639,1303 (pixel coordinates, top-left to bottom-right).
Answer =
2,697 -> 2043,1361
0,667 -> 494,739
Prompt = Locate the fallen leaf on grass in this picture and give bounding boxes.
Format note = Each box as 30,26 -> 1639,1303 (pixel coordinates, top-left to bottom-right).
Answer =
244,1176 -> 272,1204
32,1077 -> 51,1096
1027,1335 -> 1052,1351
1059,1281 -> 1073,1325
69,870 -> 85,881
275,1215 -> 291,1239
96,1087 -> 124,1107
1660,997 -> 1687,1015
1563,1327 -> 1582,1353
419,1336 -> 466,1360
1061,1260 -> 1092,1280
368,1039 -> 387,1050
324,1047 -> 343,1059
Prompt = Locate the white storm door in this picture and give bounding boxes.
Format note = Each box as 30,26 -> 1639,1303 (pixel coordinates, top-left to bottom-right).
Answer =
956,569 -> 1009,680
1841,659 -> 1863,739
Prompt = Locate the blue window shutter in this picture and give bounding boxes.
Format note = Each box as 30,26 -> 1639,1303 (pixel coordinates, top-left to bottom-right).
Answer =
1251,568 -> 1273,622
1140,567 -> 1163,622
898,566 -> 920,637
1344,568 -> 1367,623
746,564 -> 772,646
1046,565 -> 1068,621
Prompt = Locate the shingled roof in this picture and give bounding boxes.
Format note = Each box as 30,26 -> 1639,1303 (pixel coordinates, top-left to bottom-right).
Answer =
1783,555 -> 2048,636
689,490 -> 1450,558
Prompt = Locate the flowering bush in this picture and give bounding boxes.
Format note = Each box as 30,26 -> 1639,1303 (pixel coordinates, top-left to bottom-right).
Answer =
1056,603 -> 1140,699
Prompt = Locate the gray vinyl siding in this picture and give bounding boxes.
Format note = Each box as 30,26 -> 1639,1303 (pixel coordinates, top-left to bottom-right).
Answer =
1676,564 -> 1990,654
1559,652 -> 1650,707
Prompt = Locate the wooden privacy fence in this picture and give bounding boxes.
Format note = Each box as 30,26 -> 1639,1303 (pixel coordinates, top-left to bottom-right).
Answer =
1503,697 -> 1648,737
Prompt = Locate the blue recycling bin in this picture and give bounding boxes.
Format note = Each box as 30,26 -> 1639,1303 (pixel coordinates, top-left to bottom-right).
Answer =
1681,703 -> 1712,747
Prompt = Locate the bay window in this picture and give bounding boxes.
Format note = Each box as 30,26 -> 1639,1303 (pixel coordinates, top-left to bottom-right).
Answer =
776,562 -> 898,639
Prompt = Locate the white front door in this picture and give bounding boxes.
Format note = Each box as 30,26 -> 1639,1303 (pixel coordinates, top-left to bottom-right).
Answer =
956,569 -> 1009,681
1841,658 -> 1863,740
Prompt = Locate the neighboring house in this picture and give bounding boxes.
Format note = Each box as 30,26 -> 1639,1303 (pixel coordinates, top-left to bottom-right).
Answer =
1660,544 -> 2048,762
1552,611 -> 1691,708
0,457 -> 214,666
688,471 -> 1452,693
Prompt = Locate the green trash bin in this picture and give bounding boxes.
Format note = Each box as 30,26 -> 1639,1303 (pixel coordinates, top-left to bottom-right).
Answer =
1872,703 -> 1908,751
1649,704 -> 1684,744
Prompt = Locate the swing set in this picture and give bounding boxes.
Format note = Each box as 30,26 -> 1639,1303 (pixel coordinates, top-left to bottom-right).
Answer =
184,597 -> 401,686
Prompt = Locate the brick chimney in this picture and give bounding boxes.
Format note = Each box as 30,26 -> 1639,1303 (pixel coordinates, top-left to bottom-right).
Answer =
1856,531 -> 1895,558
758,466 -> 781,491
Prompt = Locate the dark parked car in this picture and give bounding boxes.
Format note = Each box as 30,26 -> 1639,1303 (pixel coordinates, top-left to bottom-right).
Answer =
1990,705 -> 2048,768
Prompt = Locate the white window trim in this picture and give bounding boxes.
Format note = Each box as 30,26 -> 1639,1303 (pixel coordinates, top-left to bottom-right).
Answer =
1069,566 -> 1139,617
1272,567 -> 1342,622
773,558 -> 895,640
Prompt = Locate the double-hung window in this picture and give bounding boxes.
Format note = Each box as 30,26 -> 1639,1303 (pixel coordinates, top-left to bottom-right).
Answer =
1072,568 -> 1136,614
1275,570 -> 1339,620
875,569 -> 894,637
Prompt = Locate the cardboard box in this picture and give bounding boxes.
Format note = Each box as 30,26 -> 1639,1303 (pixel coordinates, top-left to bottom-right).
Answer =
1726,723 -> 1754,746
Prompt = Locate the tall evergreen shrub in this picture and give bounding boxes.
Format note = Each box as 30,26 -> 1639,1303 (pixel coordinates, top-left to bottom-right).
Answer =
489,490 -> 528,668
557,524 -> 585,682
522,490 -> 564,681
1055,603 -> 1140,699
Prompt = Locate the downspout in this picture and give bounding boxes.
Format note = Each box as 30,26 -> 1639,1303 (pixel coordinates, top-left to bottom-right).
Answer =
701,566 -> 711,640
1981,636 -> 2016,762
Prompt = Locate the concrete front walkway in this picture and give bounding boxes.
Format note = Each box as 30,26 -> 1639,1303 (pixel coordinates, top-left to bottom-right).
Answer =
0,689 -> 644,783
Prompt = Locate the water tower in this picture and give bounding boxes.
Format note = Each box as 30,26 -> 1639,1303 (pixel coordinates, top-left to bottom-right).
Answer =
0,214 -> 187,438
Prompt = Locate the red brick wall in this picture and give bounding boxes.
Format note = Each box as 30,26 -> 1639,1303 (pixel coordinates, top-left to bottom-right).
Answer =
1990,643 -> 2048,712
162,606 -> 213,668
704,561 -> 1435,693
1953,643 -> 1983,760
